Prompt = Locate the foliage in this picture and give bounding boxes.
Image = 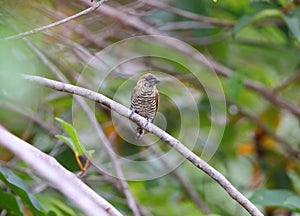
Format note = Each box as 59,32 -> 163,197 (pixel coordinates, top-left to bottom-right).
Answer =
0,166 -> 44,215
55,117 -> 88,156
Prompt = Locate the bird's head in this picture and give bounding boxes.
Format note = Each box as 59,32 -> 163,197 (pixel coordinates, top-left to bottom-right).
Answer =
139,73 -> 160,87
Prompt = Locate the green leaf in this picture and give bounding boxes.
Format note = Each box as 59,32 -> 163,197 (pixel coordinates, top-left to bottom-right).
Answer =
37,194 -> 79,216
55,135 -> 75,152
283,9 -> 300,43
0,187 -> 23,216
55,117 -> 86,156
46,199 -> 78,216
286,196 -> 300,212
226,73 -> 244,100
250,189 -> 300,212
233,9 -> 282,35
0,166 -> 43,215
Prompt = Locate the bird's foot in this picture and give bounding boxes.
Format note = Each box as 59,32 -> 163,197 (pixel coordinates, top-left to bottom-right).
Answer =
129,108 -> 135,118
144,119 -> 151,127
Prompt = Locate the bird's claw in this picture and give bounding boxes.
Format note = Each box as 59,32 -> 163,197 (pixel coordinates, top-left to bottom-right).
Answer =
129,108 -> 135,118
144,119 -> 150,127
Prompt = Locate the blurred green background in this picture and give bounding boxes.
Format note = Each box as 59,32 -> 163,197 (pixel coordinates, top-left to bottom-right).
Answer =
1,0 -> 300,215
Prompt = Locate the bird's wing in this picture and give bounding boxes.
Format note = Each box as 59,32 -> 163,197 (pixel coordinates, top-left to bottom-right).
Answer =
131,85 -> 138,102
130,84 -> 139,110
155,89 -> 159,113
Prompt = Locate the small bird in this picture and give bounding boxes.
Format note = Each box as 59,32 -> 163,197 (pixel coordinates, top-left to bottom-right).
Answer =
130,73 -> 160,138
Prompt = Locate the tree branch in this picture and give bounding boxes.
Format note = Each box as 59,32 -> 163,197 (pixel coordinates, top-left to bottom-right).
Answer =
23,74 -> 263,216
228,101 -> 300,159
138,0 -> 235,27
77,0 -> 161,35
0,101 -> 59,137
0,0 -> 106,41
0,125 -> 123,216
272,69 -> 300,93
148,145 -> 210,214
76,0 -> 300,119
76,97 -> 143,216
22,39 -> 144,216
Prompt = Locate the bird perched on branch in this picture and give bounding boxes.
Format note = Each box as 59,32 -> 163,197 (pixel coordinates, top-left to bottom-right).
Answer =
130,73 -> 160,138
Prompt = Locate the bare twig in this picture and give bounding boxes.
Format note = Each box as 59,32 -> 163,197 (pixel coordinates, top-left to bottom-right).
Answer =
76,97 -> 142,216
272,69 -> 300,93
0,125 -> 123,216
22,39 -> 143,216
23,74 -> 263,216
157,21 -> 213,31
0,0 -> 106,41
31,3 -> 113,48
243,78 -> 300,118
138,0 -> 235,27
77,0 -> 300,119
228,101 -> 300,159
77,0 -> 161,35
148,145 -> 210,214
0,101 -> 59,137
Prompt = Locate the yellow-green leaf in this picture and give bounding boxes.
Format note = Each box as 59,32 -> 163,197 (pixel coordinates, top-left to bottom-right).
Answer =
55,117 -> 86,156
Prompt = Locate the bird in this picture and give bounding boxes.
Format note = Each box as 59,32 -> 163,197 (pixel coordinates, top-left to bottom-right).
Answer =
130,73 -> 160,138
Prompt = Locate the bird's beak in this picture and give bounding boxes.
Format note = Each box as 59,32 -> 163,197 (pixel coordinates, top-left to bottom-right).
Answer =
152,79 -> 160,85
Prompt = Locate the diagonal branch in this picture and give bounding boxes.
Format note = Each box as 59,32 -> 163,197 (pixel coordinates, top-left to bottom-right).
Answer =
23,74 -> 263,216
138,0 -> 235,27
272,69 -> 300,93
228,101 -> 300,159
76,0 -> 300,119
148,145 -> 211,214
0,0 -> 106,41
0,125 -> 123,216
21,39 -> 143,216
76,97 -> 142,216
0,101 -> 59,137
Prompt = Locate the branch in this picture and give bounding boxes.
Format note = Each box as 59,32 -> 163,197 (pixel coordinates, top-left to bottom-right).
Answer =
148,145 -> 210,214
138,0 -> 235,27
272,69 -> 300,93
22,38 -> 144,216
24,74 -> 263,216
0,101 -> 59,137
0,125 -> 123,216
228,101 -> 300,159
77,0 -> 161,35
76,97 -> 143,216
76,0 -> 300,119
0,0 -> 106,41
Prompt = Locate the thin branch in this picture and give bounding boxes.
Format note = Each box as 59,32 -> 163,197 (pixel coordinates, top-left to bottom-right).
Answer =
0,101 -> 59,137
77,0 -> 161,35
0,0 -> 106,41
31,3 -> 113,48
0,125 -> 123,216
157,21 -> 213,31
138,0 -> 235,27
24,74 -> 263,216
272,69 -> 300,93
148,69 -> 299,159
148,145 -> 210,214
22,39 -> 144,216
243,78 -> 300,118
228,101 -> 300,159
77,0 -> 300,119
23,35 -> 144,215
76,97 -> 143,216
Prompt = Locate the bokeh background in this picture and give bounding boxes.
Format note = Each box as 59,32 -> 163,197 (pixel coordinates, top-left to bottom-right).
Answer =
1,0 -> 300,215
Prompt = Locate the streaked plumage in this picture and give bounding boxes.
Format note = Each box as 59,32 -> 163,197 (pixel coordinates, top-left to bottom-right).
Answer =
130,73 -> 160,138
